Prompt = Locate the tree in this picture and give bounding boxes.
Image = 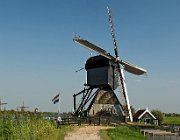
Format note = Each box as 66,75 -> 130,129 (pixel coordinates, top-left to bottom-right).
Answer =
151,109 -> 164,125
122,105 -> 136,116
130,106 -> 136,116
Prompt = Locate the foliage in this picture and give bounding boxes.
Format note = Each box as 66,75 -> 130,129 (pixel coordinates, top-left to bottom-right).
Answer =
130,106 -> 136,116
163,116 -> 180,125
0,110 -> 76,140
151,109 -> 164,125
0,112 -> 61,140
103,125 -> 147,140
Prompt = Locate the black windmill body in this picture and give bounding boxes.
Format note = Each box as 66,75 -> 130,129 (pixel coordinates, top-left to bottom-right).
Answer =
85,55 -> 119,90
72,7 -> 147,122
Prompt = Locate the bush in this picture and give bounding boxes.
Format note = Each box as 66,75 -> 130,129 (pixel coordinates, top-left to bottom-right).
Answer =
151,109 -> 164,125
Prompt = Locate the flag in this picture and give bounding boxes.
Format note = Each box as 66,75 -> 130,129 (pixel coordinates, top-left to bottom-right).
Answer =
52,94 -> 59,104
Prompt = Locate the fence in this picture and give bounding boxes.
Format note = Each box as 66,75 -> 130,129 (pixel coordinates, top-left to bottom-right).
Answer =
60,116 -> 124,126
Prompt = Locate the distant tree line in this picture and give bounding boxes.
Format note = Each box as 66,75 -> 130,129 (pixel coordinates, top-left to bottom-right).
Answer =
165,113 -> 180,117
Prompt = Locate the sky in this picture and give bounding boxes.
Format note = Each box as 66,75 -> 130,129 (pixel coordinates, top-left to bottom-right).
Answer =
0,0 -> 179,113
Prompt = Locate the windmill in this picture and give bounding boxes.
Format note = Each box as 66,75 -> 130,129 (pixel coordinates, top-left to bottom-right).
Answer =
0,97 -> 7,111
72,7 -> 147,122
18,101 -> 29,112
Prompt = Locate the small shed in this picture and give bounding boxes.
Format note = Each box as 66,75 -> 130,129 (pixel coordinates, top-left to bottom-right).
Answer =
133,108 -> 158,125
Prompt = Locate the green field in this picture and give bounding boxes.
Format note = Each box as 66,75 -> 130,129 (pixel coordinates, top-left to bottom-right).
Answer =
163,116 -> 180,124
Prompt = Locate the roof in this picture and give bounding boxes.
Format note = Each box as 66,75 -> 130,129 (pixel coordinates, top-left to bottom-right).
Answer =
85,55 -> 110,69
133,108 -> 156,120
133,109 -> 146,119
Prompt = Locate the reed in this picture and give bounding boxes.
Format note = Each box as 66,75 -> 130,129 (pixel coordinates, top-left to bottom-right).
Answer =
0,113 -> 59,140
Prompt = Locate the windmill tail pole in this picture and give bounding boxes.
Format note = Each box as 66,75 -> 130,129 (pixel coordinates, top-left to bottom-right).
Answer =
107,7 -> 133,122
121,69 -> 133,122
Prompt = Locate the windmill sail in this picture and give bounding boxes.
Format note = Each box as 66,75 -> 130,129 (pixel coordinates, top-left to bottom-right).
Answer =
120,60 -> 147,75
107,7 -> 133,122
73,37 -> 114,60
74,36 -> 147,76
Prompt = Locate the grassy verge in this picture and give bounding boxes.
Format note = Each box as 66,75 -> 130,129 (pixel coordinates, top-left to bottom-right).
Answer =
99,128 -> 111,140
100,125 -> 147,140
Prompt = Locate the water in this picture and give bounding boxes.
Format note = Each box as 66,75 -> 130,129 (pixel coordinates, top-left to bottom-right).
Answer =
148,135 -> 180,140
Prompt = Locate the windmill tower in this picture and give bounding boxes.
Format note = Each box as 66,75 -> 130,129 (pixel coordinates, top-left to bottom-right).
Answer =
72,7 -> 147,122
0,97 -> 7,111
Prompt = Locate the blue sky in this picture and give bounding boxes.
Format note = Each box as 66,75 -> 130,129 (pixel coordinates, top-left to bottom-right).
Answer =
0,0 -> 179,113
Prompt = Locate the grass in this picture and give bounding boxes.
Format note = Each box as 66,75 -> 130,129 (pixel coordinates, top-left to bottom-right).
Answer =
0,113 -> 73,140
58,125 -> 74,140
99,128 -> 111,140
0,110 -> 155,140
100,125 -> 147,140
163,116 -> 180,125
0,117 -> 58,140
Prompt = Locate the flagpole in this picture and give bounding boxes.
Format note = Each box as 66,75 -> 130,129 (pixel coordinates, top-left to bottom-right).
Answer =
52,92 -> 60,115
58,92 -> 60,115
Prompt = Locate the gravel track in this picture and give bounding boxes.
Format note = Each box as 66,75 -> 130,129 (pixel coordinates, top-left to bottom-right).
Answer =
64,125 -> 113,140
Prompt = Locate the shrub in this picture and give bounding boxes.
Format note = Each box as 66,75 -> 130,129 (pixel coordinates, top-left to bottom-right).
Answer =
151,109 -> 164,125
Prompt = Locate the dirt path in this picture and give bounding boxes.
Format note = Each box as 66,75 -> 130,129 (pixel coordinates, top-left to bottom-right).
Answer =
64,125 -> 113,140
